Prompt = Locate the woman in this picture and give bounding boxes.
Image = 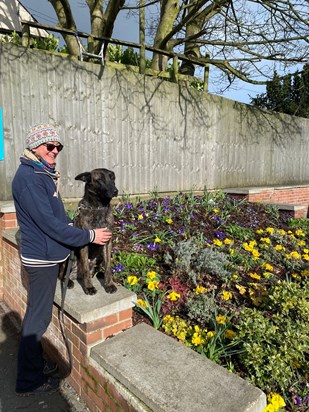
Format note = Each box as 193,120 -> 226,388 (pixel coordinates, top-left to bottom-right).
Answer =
12,123 -> 112,396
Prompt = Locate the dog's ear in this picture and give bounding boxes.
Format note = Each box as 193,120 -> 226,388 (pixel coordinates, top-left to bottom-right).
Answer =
75,172 -> 91,182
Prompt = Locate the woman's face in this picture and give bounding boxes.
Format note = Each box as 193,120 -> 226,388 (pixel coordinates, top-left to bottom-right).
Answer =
32,141 -> 63,165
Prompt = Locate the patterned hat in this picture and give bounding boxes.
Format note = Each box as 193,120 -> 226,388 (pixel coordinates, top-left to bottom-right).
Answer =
25,123 -> 63,150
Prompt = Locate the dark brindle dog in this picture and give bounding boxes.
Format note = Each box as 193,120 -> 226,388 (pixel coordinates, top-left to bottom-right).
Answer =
62,168 -> 118,295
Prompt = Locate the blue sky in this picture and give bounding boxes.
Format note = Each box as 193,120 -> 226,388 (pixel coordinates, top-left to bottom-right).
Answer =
20,0 -> 266,104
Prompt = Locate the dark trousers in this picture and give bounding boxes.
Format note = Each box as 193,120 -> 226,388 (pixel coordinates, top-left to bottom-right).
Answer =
16,265 -> 59,392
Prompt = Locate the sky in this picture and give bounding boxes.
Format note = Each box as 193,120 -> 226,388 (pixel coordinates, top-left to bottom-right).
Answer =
20,0 -> 266,104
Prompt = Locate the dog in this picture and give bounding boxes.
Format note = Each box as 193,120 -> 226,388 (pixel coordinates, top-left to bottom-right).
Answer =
61,168 -> 118,295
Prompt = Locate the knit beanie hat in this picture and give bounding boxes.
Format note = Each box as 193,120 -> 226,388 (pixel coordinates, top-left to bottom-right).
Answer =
25,123 -> 63,150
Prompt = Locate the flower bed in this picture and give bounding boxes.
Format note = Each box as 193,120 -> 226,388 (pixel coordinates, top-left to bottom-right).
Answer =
95,191 -> 308,412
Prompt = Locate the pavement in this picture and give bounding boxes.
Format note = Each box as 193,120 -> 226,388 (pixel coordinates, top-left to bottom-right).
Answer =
0,302 -> 90,412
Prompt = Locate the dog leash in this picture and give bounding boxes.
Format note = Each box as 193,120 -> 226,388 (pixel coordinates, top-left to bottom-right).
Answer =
59,250 -> 75,375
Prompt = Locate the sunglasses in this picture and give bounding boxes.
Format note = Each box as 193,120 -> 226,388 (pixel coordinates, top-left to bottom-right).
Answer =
43,143 -> 64,152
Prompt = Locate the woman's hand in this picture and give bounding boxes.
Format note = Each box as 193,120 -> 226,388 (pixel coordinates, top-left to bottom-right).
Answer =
92,228 -> 112,245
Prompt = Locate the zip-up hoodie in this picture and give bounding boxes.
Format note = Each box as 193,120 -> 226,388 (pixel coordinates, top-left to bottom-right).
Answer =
12,157 -> 95,267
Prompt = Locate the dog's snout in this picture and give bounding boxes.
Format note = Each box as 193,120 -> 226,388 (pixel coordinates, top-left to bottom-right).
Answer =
113,188 -> 119,197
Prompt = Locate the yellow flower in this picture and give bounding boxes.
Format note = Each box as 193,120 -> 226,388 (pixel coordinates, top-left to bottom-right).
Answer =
303,254 -> 309,261
195,285 -> 207,295
137,298 -> 148,308
166,218 -> 173,224
225,329 -> 236,339
148,281 -> 159,291
262,263 -> 274,272
301,269 -> 309,277
266,227 -> 275,234
224,238 -> 233,245
266,392 -> 286,410
275,244 -> 283,251
127,275 -> 138,285
235,284 -> 246,295
286,251 -> 301,259
229,249 -> 235,256
147,271 -> 157,279
213,239 -> 223,247
213,209 -> 219,213
295,229 -> 305,237
154,236 -> 161,243
163,314 -> 174,323
138,214 -> 144,220
260,237 -> 271,244
249,272 -> 261,280
252,249 -> 260,258
278,229 -> 286,235
207,331 -> 215,339
216,314 -> 226,324
192,333 -> 205,346
256,229 -> 264,234
292,273 -> 301,280
304,249 -> 309,254
221,291 -> 233,301
232,274 -> 238,280
243,240 -> 257,252
298,240 -> 306,246
167,291 -> 181,301
263,272 -> 272,278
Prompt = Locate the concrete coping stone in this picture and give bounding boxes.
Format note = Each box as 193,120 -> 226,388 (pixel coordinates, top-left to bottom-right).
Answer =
224,185 -> 309,195
91,323 -> 267,412
54,277 -> 136,324
0,201 -> 15,213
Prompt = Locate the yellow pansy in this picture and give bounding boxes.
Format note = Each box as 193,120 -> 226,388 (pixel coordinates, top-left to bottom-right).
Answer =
127,275 -> 138,285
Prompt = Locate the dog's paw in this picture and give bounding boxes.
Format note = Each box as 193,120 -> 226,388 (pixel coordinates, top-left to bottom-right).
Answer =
105,284 -> 117,294
68,279 -> 75,289
85,287 -> 97,295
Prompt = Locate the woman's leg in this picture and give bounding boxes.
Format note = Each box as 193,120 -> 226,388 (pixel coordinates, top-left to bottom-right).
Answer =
16,265 -> 59,392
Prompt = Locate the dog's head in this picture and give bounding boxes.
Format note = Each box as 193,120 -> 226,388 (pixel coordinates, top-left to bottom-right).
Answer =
75,168 -> 118,202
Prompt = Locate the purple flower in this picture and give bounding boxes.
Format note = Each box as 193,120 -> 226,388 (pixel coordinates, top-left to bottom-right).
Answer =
215,231 -> 226,240
112,264 -> 124,273
293,395 -> 303,405
147,242 -> 160,251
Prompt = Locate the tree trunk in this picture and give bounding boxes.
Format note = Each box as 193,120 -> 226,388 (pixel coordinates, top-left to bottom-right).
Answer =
151,0 -> 179,71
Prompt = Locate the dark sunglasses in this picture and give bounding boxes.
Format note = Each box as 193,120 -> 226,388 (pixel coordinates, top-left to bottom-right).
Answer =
43,143 -> 63,152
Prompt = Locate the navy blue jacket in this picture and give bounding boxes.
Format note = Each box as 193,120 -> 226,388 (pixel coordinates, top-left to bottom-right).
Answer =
12,157 -> 93,266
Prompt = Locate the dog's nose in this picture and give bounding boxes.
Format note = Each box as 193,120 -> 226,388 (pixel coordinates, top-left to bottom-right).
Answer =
113,189 -> 118,197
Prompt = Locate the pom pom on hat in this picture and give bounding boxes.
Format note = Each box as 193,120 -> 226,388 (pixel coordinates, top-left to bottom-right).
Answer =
25,123 -> 63,150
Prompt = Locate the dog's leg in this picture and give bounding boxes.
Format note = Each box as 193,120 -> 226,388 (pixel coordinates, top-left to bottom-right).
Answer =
58,260 -> 75,289
103,240 -> 117,294
79,246 -> 97,295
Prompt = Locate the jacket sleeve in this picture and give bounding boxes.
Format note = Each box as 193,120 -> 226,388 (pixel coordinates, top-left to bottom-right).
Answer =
17,179 -> 92,248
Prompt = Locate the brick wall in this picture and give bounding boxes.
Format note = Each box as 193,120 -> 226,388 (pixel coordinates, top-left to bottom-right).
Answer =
225,185 -> 309,218
0,211 -> 18,301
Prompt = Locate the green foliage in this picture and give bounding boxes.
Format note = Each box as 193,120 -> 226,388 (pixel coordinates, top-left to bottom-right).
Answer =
107,44 -> 151,67
185,292 -> 218,325
1,31 -> 62,53
235,279 -> 309,394
251,65 -> 309,118
225,224 -> 254,242
288,218 -> 309,236
136,292 -> 166,329
165,238 -> 234,284
112,250 -> 157,277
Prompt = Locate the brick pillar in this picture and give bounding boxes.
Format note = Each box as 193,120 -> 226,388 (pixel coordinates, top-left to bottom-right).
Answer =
0,202 -> 17,301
